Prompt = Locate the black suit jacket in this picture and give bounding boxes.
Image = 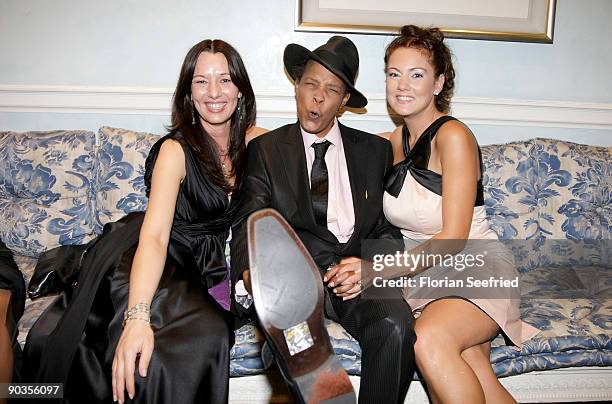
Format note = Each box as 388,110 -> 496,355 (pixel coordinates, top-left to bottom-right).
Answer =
230,121 -> 402,319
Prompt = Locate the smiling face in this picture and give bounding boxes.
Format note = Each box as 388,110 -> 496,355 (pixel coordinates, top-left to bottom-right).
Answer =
295,60 -> 350,138
385,47 -> 444,119
191,51 -> 241,133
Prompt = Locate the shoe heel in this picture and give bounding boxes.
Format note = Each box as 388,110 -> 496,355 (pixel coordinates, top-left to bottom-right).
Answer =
294,356 -> 356,404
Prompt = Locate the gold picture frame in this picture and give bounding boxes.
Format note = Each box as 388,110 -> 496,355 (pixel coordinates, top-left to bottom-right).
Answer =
296,0 -> 556,43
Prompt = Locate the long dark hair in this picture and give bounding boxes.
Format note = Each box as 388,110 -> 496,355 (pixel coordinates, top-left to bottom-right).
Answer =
170,39 -> 256,193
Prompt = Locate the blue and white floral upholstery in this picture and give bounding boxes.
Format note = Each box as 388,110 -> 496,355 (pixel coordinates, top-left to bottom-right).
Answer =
481,140 -> 541,271
2,130 -> 610,380
230,324 -> 268,376
0,130 -> 96,258
94,127 -> 159,234
230,321 -> 363,377
534,139 -> 611,268
481,139 -> 611,376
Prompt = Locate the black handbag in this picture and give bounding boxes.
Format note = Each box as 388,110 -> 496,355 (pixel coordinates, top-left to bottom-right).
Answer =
27,242 -> 93,300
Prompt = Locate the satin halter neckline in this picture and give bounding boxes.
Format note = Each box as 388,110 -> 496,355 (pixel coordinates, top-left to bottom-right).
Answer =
384,115 -> 484,207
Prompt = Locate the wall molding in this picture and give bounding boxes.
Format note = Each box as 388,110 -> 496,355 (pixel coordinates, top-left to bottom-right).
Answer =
1,85 -> 611,130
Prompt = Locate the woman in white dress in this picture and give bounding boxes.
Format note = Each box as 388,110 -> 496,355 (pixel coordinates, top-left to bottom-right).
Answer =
380,25 -> 538,404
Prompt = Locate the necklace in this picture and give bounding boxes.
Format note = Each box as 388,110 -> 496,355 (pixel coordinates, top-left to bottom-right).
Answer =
213,139 -> 230,176
219,153 -> 230,176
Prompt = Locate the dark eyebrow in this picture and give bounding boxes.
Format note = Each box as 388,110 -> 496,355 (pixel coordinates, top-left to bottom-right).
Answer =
301,75 -> 319,83
386,66 -> 428,72
192,72 -> 231,78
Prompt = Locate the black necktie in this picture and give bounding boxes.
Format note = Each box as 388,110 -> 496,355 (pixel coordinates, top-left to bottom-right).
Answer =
310,140 -> 331,227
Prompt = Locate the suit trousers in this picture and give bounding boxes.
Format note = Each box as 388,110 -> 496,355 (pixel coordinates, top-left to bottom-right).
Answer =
329,287 -> 416,404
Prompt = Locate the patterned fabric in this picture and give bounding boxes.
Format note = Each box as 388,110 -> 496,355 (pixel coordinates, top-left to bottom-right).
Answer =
480,140 -> 541,271
480,139 -> 611,271
0,131 -> 96,257
230,324 -> 267,376
229,320 -> 363,376
326,319 -> 362,375
94,127 -> 159,234
491,334 -> 611,377
534,139 -> 611,268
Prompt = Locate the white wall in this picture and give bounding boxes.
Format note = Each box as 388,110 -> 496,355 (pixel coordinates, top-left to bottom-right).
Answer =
1,0 -> 610,145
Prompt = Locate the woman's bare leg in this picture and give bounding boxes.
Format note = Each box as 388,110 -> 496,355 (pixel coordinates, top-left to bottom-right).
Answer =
461,342 -> 516,404
413,298 -> 500,404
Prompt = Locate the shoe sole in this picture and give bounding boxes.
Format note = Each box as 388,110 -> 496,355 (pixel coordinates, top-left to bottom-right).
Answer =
248,209 -> 356,404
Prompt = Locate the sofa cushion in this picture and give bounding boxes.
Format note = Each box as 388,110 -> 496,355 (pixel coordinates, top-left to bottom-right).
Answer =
0,131 -> 96,257
491,333 -> 611,377
481,140 -> 541,271
489,264 -> 612,377
94,127 -> 159,233
230,324 -> 268,376
230,320 -> 363,377
534,139 -> 611,268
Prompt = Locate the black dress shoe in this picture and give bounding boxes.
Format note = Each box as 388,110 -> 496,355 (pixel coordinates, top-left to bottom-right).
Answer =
248,209 -> 356,404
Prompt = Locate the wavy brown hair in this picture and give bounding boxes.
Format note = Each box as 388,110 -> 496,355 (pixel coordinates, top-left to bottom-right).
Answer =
385,25 -> 455,113
169,39 -> 256,193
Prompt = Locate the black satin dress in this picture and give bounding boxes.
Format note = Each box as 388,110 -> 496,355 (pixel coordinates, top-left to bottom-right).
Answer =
24,133 -> 236,404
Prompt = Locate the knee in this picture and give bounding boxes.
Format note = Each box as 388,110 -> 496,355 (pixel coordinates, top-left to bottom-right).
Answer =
367,309 -> 416,348
413,324 -> 457,367
195,310 -> 231,342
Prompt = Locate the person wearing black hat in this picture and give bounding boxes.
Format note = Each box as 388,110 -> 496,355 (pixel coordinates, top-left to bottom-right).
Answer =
230,36 -> 416,403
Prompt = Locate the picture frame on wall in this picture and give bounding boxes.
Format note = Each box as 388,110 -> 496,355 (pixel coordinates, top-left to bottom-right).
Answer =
295,0 -> 556,43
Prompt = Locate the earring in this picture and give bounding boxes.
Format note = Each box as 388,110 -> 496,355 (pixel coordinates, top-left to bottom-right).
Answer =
191,101 -> 197,125
237,97 -> 244,124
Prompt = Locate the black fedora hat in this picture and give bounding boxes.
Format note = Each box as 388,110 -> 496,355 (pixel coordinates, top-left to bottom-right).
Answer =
283,36 -> 368,108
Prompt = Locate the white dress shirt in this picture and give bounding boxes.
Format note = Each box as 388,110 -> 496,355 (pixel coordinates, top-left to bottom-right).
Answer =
301,118 -> 355,243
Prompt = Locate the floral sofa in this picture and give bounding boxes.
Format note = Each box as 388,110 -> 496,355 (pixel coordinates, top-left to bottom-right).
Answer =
0,127 -> 610,403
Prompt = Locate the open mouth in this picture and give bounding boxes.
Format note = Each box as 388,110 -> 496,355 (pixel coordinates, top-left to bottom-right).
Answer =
205,102 -> 227,112
308,110 -> 320,120
396,96 -> 414,103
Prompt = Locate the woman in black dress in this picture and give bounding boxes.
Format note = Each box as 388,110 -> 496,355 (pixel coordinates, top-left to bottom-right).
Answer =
25,39 -> 266,404
109,39 -> 266,404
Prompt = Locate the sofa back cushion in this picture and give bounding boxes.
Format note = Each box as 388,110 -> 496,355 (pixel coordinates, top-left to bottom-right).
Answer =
481,140 -> 541,271
94,127 -> 159,234
534,138 -> 611,267
0,130 -> 96,257
481,138 -> 611,270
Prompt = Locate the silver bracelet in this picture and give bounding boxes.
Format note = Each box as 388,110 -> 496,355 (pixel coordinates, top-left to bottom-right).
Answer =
123,302 -> 151,327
